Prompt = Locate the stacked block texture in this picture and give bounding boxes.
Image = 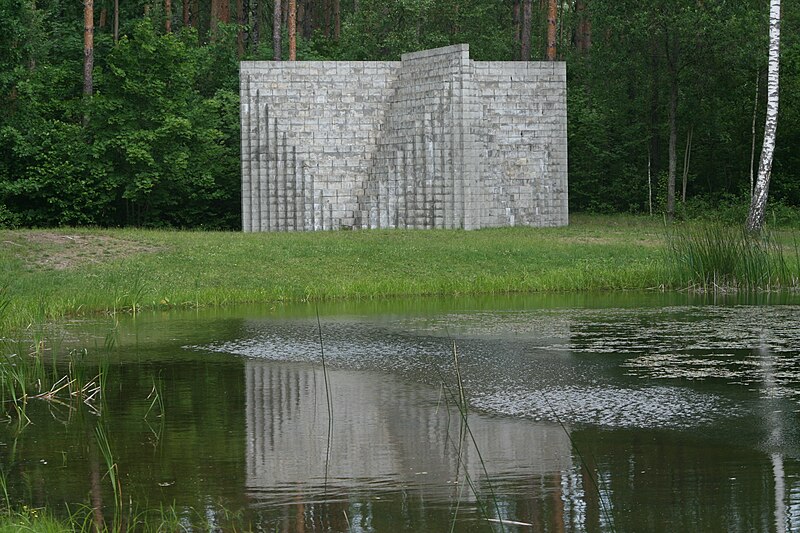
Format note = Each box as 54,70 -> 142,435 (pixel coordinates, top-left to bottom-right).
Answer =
240,44 -> 567,231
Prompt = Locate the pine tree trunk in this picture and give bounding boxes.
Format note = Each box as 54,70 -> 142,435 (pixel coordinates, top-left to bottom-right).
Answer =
546,0 -> 556,60
666,64 -> 678,219
324,0 -> 331,38
183,0 -> 190,27
297,0 -> 304,38
273,0 -> 282,60
576,0 -> 591,53
649,42 -> 661,180
288,0 -> 296,60
252,0 -> 260,49
333,0 -> 340,40
747,0 -> 781,232
211,0 -> 230,35
165,0 -> 172,32
84,0 -> 94,96
513,0 -> 521,60
521,0 -> 532,60
681,127 -> 692,204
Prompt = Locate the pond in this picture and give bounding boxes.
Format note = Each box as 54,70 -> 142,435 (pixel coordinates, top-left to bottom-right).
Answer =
2,292 -> 799,532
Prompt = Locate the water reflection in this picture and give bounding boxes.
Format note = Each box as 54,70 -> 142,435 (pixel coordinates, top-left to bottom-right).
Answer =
4,294 -> 800,531
244,359 -> 572,501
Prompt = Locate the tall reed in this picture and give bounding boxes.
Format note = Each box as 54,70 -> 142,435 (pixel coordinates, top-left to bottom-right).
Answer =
666,222 -> 800,291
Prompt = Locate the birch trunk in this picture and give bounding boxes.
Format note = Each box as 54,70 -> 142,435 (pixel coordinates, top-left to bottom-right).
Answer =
747,0 -> 781,232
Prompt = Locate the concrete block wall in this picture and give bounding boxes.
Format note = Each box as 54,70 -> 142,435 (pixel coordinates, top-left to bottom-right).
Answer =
474,61 -> 568,227
240,45 -> 567,231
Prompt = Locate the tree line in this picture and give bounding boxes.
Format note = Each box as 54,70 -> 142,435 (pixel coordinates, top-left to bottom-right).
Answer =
1,0 -> 797,229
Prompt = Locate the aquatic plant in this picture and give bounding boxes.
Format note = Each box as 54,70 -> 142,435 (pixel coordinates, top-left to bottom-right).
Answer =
435,342 -> 506,532
0,342 -> 104,424
95,424 -> 123,531
666,222 -> 800,291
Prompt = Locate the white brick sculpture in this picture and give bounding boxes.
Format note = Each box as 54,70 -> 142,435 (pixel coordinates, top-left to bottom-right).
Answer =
240,44 -> 567,231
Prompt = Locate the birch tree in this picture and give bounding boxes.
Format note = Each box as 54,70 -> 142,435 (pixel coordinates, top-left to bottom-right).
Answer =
747,0 -> 782,232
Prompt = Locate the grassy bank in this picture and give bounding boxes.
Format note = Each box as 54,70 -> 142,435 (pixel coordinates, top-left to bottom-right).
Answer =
0,215 -> 667,327
2,214 -> 798,329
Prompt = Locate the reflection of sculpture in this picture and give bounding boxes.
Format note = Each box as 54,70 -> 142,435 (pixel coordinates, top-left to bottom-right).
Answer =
244,359 -> 572,500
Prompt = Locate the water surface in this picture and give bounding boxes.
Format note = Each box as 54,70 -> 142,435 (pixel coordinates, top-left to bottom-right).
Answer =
2,293 -> 799,531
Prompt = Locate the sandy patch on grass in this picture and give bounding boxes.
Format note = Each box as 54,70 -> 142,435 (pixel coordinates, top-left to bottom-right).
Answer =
2,232 -> 162,270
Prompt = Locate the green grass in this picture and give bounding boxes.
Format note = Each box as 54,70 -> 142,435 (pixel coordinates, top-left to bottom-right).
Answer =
0,214 -> 668,328
1,214 -> 797,329
0,504 -> 249,533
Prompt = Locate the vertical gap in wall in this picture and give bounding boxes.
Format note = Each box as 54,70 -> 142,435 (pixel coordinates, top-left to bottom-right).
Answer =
318,190 -> 324,231
439,95 -> 448,229
421,118 -> 429,229
403,148 -> 409,229
261,101 -> 268,231
329,195 -> 335,230
391,158 -> 398,229
301,163 -> 308,231
242,76 -> 251,232
449,78 -> 462,229
412,125 -> 419,229
375,177 -> 381,229
252,91 -> 260,231
427,113 -> 436,229
292,146 -> 296,231
394,150 -> 402,228
270,116 -> 279,231
282,132 -> 290,231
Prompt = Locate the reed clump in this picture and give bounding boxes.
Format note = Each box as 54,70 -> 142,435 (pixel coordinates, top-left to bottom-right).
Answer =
0,340 -> 104,425
666,222 -> 800,291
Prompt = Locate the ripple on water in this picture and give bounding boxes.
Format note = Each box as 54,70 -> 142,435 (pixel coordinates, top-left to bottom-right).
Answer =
472,385 -> 738,429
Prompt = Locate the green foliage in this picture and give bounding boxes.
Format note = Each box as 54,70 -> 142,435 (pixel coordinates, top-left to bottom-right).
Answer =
0,18 -> 240,229
88,21 -> 239,227
0,0 -> 799,227
336,0 -> 512,60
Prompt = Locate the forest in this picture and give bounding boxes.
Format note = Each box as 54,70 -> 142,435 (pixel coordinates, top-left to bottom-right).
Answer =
0,0 -> 797,229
